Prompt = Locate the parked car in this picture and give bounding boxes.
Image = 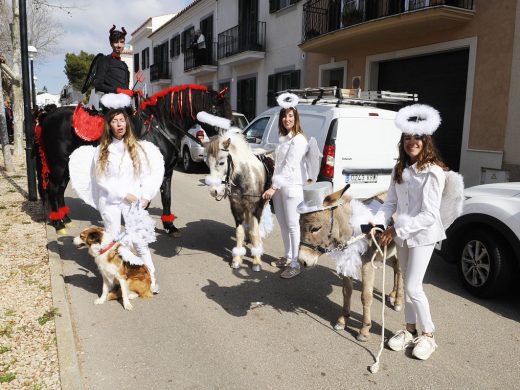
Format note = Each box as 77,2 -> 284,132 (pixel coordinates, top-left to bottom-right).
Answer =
438,182 -> 520,298
180,112 -> 248,172
242,90 -> 412,199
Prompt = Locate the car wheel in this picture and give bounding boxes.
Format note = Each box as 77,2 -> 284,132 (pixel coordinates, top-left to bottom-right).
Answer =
455,229 -> 514,298
182,148 -> 195,173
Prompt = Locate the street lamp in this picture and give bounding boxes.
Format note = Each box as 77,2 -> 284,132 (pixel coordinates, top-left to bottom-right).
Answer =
28,45 -> 37,109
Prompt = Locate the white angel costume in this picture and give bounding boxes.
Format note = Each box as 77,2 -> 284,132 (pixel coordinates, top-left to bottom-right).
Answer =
271,134 -> 307,267
69,138 -> 164,291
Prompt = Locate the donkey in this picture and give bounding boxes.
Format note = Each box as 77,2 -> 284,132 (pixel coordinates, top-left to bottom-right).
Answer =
205,132 -> 272,271
298,185 -> 403,341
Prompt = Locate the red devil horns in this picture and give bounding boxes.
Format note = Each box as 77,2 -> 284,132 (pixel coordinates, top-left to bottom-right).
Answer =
121,27 -> 127,36
109,25 -> 116,34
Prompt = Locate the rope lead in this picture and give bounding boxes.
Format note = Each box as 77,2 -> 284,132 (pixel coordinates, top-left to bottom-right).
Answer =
367,227 -> 387,374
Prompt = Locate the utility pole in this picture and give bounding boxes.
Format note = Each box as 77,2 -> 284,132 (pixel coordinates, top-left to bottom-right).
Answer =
18,0 -> 37,201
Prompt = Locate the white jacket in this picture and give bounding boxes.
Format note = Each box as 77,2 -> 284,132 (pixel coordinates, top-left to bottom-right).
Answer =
271,133 -> 308,189
374,163 -> 446,247
93,138 -> 164,207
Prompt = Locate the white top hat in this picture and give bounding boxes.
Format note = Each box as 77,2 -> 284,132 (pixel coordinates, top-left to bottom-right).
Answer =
297,181 -> 343,214
394,104 -> 441,136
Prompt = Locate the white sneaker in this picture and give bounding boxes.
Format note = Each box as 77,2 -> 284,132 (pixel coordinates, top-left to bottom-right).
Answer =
151,282 -> 160,294
387,329 -> 415,351
412,335 -> 438,360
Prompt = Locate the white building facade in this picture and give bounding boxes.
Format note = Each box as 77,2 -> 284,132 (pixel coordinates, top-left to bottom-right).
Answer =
131,0 -> 307,120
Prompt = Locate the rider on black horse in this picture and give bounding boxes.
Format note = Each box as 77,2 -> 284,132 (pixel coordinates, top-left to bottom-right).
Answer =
85,25 -> 141,112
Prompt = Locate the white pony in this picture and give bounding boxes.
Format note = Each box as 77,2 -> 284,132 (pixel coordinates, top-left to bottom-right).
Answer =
204,130 -> 273,271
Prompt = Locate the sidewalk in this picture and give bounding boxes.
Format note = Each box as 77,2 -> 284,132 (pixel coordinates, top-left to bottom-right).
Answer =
0,154 -> 60,389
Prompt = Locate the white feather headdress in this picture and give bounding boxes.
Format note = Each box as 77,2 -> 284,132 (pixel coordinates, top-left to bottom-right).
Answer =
394,104 -> 441,136
277,92 -> 299,109
196,111 -> 231,130
100,93 -> 132,109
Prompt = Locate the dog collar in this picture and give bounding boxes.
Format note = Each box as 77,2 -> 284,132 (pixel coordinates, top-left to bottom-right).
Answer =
99,241 -> 117,255
99,232 -> 125,255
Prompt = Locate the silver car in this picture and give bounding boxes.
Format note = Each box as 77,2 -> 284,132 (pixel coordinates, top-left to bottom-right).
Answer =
180,112 -> 248,172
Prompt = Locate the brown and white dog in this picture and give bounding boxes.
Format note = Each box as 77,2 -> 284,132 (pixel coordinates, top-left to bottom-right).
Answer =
73,226 -> 153,310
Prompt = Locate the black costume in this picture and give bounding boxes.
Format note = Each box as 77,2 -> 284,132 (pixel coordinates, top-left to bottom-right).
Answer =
94,54 -> 130,94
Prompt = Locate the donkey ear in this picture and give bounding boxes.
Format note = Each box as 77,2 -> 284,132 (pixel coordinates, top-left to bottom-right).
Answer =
323,184 -> 350,207
222,138 -> 231,150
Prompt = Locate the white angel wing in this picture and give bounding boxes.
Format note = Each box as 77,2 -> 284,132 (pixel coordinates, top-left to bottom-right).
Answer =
139,140 -> 165,200
304,137 -> 323,183
69,146 -> 98,209
440,170 -> 464,229
117,246 -> 145,266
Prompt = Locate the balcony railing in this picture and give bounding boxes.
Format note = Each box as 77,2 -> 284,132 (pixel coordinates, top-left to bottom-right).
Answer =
184,42 -> 218,72
217,21 -> 266,60
150,61 -> 170,82
302,0 -> 474,42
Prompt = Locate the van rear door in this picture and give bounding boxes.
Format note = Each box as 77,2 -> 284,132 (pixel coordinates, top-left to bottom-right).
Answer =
333,114 -> 401,199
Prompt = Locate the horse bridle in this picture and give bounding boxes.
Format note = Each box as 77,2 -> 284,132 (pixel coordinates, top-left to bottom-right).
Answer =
213,149 -> 234,201
213,148 -> 270,202
299,206 -> 339,254
299,195 -> 385,255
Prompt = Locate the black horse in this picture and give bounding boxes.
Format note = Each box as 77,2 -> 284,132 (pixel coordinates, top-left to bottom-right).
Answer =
37,84 -> 232,234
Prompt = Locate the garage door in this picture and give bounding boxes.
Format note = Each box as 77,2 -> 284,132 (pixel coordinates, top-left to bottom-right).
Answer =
378,49 -> 469,171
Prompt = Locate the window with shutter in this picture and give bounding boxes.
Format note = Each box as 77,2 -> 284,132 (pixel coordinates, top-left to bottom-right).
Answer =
134,53 -> 139,72
270,0 -> 300,13
266,70 -> 301,107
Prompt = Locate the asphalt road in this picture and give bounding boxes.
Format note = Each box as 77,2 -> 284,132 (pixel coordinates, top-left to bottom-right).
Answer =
55,166 -> 520,390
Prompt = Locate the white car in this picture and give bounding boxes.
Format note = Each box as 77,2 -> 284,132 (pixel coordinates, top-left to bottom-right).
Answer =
180,112 -> 249,172
438,182 -> 520,298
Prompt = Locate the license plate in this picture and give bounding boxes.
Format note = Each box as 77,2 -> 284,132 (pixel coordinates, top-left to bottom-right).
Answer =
345,174 -> 378,183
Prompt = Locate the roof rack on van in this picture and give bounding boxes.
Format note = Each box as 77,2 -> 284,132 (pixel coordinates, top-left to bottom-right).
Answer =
277,87 -> 418,107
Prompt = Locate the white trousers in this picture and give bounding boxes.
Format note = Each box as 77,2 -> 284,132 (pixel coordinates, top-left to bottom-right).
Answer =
272,185 -> 303,267
396,241 -> 436,333
100,202 -> 156,281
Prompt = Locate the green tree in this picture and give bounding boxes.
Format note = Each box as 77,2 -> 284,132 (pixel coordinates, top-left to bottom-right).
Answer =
64,51 -> 95,92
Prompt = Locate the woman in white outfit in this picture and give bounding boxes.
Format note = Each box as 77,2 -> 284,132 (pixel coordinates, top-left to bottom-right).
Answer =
93,108 -> 164,293
375,104 -> 447,361
262,99 -> 308,279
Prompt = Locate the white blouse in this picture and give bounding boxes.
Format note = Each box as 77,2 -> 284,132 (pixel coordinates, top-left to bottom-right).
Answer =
374,163 -> 446,247
271,133 -> 308,189
93,138 -> 164,206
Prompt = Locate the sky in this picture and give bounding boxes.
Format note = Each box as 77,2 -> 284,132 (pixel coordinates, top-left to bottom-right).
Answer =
34,0 -> 191,94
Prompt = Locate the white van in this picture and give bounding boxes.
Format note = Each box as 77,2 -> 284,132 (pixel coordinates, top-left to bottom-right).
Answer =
243,88 -> 416,199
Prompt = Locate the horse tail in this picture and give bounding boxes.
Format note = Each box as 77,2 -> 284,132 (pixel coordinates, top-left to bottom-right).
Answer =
33,109 -> 51,195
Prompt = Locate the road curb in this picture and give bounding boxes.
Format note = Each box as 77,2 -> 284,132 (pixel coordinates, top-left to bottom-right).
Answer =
46,223 -> 84,390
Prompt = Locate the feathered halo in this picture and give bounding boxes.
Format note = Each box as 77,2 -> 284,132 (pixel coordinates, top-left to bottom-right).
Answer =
394,104 -> 441,136
277,92 -> 299,109
196,111 -> 231,130
100,93 -> 131,109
